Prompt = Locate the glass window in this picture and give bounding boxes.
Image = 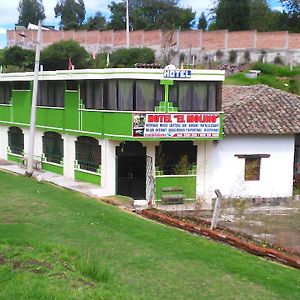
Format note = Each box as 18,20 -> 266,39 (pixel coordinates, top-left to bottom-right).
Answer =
8,127 -> 24,155
75,136 -> 101,173
38,81 -> 65,107
80,80 -> 104,109
245,157 -> 261,181
13,81 -> 31,90
66,80 -> 78,91
0,82 -> 11,104
117,80 -> 134,111
155,141 -> 197,175
42,131 -> 63,164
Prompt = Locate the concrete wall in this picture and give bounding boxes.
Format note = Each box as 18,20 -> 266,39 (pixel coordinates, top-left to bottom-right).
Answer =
8,29 -> 300,65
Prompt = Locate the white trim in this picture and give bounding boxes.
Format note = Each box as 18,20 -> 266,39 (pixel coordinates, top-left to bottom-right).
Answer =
103,133 -> 132,138
0,68 -> 225,82
37,106 -> 65,110
42,160 -> 64,167
36,125 -> 63,131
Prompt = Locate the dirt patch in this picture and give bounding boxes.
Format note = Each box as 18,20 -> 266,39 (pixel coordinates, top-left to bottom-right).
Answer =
141,209 -> 300,270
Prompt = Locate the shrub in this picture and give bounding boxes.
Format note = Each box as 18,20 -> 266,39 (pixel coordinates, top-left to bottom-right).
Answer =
229,50 -> 237,64
216,49 -> 223,61
40,40 -> 91,71
110,47 -> 155,68
274,54 -> 284,65
244,50 -> 251,63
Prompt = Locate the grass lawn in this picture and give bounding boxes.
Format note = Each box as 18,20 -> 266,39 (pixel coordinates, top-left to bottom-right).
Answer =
0,171 -> 300,299
224,62 -> 300,95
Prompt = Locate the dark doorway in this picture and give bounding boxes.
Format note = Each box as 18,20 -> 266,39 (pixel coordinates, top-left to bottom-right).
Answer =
116,141 -> 146,199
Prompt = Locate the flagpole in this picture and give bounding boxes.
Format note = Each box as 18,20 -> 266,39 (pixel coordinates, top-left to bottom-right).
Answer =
126,0 -> 130,49
26,20 -> 42,176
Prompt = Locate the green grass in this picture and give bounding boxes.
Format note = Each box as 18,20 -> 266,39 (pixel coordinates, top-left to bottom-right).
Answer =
224,63 -> 300,94
0,171 -> 300,299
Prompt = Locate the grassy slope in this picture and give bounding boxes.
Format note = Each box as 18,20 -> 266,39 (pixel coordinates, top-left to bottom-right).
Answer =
225,63 -> 300,94
0,171 -> 300,299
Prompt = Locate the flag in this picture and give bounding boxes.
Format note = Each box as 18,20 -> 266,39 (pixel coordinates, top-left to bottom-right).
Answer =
92,52 -> 96,60
68,58 -> 74,70
106,53 -> 110,67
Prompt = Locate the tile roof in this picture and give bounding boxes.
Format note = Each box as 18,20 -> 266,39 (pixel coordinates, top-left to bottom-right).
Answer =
222,84 -> 300,135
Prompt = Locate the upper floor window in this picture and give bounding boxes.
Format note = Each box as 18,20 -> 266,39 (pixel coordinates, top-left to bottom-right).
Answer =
13,81 -> 31,90
8,126 -> 24,155
169,81 -> 220,112
0,82 -> 11,104
38,80 -> 65,107
81,79 -> 163,111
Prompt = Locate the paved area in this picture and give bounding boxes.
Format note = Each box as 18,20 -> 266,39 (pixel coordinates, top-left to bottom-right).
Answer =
0,159 -> 110,199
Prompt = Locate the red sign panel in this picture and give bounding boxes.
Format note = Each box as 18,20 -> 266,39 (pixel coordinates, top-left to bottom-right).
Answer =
132,113 -> 221,138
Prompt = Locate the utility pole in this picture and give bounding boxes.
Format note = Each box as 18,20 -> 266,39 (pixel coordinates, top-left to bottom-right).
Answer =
126,0 -> 130,49
26,20 -> 41,176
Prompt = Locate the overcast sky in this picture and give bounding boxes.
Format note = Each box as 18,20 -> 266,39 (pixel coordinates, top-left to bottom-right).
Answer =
0,0 -> 283,48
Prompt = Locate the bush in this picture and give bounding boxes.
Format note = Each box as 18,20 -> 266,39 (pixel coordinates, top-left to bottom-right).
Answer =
3,46 -> 34,71
251,62 -> 300,77
274,54 -> 284,65
40,40 -> 91,71
244,50 -> 250,63
216,49 -> 223,61
229,50 -> 237,64
109,47 -> 155,68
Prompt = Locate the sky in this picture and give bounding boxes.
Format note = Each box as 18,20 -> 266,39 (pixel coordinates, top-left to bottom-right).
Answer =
0,0 -> 284,48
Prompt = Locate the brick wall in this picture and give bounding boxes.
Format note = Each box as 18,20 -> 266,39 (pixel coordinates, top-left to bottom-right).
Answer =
7,28 -> 300,63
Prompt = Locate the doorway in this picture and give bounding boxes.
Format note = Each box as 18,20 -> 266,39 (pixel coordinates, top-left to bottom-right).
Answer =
116,141 -> 146,199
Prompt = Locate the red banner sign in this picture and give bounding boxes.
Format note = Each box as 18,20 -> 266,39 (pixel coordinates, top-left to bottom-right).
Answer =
132,113 -> 221,138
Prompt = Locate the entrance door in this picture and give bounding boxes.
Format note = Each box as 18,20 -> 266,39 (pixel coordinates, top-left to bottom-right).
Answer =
116,142 -> 146,199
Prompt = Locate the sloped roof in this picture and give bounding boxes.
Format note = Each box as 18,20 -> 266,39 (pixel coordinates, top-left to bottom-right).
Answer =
222,84 -> 300,135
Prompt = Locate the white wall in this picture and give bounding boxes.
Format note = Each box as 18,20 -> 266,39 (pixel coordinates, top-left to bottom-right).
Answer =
0,125 -> 8,159
207,135 -> 295,199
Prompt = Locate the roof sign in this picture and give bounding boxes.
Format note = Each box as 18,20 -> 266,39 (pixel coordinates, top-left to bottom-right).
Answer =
163,65 -> 191,79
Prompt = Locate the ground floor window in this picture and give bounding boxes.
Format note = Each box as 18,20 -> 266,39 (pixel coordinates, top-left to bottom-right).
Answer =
75,136 -> 101,173
42,131 -> 63,164
235,154 -> 270,181
155,141 -> 197,175
8,126 -> 24,155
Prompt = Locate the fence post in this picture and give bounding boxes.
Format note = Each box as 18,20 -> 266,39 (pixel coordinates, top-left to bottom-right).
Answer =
210,189 -> 223,230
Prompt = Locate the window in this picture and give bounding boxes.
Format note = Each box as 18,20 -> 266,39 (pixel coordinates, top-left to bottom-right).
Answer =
75,136 -> 101,173
0,82 -> 11,104
42,132 -> 63,164
38,81 -> 65,107
169,81 -> 218,112
66,80 -> 78,91
155,141 -> 197,175
245,157 -> 261,181
13,81 -> 31,90
235,154 -> 270,181
8,127 -> 24,155
80,80 -> 103,109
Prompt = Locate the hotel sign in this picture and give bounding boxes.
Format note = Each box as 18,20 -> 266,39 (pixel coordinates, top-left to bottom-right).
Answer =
132,113 -> 221,139
163,69 -> 191,79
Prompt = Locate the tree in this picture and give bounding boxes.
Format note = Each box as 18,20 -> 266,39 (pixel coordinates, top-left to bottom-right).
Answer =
215,0 -> 251,31
249,0 -> 273,31
84,11 -> 107,30
107,0 -> 195,31
109,47 -> 155,67
3,46 -> 35,71
40,40 -> 90,70
280,0 -> 300,32
54,0 -> 86,30
18,0 -> 46,26
198,12 -> 207,30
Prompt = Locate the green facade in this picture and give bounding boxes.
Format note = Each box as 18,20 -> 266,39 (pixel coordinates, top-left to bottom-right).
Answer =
74,169 -> 101,185
155,175 -> 197,200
